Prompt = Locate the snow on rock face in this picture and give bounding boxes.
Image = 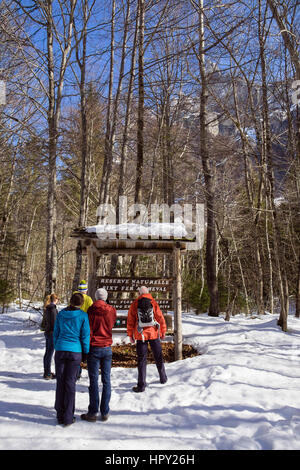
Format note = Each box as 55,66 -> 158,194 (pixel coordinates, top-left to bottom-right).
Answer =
1,305 -> 300,450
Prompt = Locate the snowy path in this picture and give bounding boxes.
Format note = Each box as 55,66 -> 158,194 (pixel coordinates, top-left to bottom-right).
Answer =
1,306 -> 300,450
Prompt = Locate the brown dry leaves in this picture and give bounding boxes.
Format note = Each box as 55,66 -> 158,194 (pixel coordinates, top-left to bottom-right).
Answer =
111,342 -> 198,368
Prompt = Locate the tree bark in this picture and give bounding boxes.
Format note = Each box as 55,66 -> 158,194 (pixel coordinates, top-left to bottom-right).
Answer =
173,245 -> 183,360
72,0 -> 90,291
135,0 -> 145,205
296,254 -> 300,318
99,0 -> 115,209
117,4 -> 138,215
266,0 -> 300,80
130,0 -> 145,277
45,0 -> 76,295
259,0 -> 288,330
198,0 -> 219,316
45,0 -> 57,295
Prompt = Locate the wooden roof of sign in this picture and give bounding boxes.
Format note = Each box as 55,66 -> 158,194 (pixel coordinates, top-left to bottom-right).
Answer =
71,223 -> 196,254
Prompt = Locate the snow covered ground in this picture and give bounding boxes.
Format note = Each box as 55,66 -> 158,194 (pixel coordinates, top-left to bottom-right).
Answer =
1,304 -> 300,450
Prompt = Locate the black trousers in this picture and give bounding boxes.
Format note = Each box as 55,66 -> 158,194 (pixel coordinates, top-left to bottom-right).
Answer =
136,338 -> 167,391
54,351 -> 82,424
43,332 -> 54,376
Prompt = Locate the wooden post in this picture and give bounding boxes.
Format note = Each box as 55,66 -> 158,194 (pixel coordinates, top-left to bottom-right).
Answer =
87,243 -> 98,300
173,244 -> 182,360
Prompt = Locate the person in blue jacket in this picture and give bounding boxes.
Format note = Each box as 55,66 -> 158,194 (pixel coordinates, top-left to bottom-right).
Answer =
53,292 -> 90,426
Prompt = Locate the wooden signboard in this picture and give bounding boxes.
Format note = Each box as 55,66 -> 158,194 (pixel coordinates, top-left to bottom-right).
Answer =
97,276 -> 173,293
108,298 -> 172,310
113,314 -> 173,332
98,276 -> 174,331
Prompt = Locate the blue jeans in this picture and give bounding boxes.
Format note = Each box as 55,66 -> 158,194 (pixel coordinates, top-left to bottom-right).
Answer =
87,346 -> 112,416
43,332 -> 54,376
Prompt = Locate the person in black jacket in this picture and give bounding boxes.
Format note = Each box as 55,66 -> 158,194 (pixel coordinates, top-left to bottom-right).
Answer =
43,293 -> 58,379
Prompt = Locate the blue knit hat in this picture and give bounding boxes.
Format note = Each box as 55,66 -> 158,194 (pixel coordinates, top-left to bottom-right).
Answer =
78,280 -> 88,291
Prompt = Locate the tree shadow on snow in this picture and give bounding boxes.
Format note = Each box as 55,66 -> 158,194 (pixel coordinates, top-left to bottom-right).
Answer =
0,332 -> 44,350
0,400 -> 56,426
0,371 -> 57,393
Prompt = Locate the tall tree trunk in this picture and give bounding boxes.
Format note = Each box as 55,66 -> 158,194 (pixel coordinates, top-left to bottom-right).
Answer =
296,254 -> 300,318
45,0 -> 76,295
266,0 -> 300,324
0,152 -> 16,256
116,4 -> 138,215
266,0 -> 300,80
18,206 -> 37,307
229,224 -> 250,315
265,195 -> 274,314
259,0 -> 288,330
135,0 -> 145,205
198,0 -> 219,316
73,0 -> 89,291
109,0 -> 131,276
99,0 -> 115,209
130,0 -> 145,277
45,0 -> 57,295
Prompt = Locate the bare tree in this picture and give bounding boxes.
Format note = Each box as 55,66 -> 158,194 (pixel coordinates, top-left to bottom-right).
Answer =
39,0 -> 77,294
72,0 -> 96,291
190,0 -> 219,316
266,0 -> 299,329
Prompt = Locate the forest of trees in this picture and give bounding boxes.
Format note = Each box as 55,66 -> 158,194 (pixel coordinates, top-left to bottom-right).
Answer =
0,0 -> 299,332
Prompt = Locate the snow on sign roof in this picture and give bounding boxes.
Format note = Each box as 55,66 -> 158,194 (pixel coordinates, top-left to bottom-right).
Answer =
72,222 -> 196,241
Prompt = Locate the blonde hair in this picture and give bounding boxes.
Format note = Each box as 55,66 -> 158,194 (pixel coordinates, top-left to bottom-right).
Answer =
44,293 -> 58,310
50,293 -> 58,303
43,295 -> 51,310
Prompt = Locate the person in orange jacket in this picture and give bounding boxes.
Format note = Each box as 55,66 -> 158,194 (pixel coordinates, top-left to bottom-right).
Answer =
127,286 -> 168,392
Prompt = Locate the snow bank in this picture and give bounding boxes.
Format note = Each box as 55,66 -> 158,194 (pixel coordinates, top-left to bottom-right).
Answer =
1,306 -> 300,450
